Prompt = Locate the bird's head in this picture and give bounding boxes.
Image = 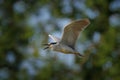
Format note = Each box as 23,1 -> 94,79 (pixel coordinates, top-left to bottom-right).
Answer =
43,42 -> 57,50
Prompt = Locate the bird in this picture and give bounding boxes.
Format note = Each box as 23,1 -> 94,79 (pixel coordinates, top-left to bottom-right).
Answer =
43,19 -> 90,57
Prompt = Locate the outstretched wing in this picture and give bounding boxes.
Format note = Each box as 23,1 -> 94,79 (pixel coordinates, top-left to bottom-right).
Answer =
49,34 -> 61,42
60,19 -> 90,49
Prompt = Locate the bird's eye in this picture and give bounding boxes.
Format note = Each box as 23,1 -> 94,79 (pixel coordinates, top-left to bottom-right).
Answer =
51,42 -> 57,44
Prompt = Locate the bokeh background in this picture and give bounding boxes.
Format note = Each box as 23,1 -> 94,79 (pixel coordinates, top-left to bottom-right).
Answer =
0,0 -> 120,80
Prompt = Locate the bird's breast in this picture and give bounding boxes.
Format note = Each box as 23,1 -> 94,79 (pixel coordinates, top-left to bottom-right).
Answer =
53,44 -> 75,54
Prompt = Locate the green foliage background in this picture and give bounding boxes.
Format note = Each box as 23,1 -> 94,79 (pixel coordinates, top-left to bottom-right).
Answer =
0,0 -> 120,80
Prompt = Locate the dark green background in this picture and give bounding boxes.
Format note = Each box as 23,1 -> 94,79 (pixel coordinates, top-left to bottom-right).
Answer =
0,0 -> 120,80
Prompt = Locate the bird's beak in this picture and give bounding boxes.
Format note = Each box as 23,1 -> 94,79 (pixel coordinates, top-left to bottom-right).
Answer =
43,46 -> 49,50
43,43 -> 50,46
43,42 -> 57,50
43,43 -> 50,50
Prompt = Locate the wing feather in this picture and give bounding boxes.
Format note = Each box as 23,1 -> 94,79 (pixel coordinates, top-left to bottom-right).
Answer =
60,19 -> 90,49
49,34 -> 61,42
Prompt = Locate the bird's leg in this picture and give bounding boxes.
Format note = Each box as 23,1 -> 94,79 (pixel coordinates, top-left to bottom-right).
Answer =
74,52 -> 84,57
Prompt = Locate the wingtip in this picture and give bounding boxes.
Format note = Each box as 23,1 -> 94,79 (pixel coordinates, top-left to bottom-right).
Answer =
76,18 -> 90,25
48,34 -> 53,39
83,19 -> 90,25
48,34 -> 51,37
